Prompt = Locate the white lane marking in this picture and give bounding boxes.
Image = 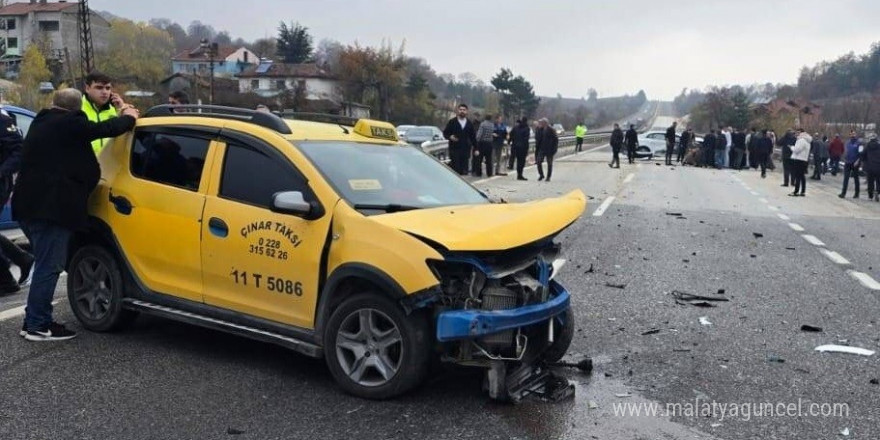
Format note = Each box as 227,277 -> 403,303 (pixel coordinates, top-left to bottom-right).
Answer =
758,198 -> 769,204
0,300 -> 61,322
768,206 -> 780,211
777,213 -> 791,221
802,235 -> 826,246
847,270 -> 880,290
750,191 -> 760,196
593,196 -> 616,217
623,173 -> 635,184
788,223 -> 805,232
820,249 -> 851,265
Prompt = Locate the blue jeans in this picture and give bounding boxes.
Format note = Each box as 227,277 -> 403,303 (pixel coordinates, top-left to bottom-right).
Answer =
714,150 -> 726,169
22,220 -> 72,331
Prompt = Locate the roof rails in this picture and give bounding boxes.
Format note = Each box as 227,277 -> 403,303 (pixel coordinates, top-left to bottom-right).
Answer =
280,111 -> 360,127
144,104 -> 293,135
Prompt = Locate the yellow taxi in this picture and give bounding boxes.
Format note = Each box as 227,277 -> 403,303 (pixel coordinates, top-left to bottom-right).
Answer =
66,105 -> 586,401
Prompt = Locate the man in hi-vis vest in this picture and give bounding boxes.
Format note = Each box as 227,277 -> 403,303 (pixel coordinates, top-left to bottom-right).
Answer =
81,71 -> 127,155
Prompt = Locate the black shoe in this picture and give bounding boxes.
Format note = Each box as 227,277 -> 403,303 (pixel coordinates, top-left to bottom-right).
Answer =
788,192 -> 799,197
854,194 -> 860,199
538,176 -> 544,181
517,176 -> 527,181
0,282 -> 20,296
608,163 -> 613,168
546,178 -> 551,182
18,257 -> 34,286
24,322 -> 77,342
781,184 -> 789,187
839,193 -> 845,199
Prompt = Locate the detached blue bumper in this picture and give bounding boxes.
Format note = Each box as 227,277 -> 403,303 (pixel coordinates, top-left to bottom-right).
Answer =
436,281 -> 570,342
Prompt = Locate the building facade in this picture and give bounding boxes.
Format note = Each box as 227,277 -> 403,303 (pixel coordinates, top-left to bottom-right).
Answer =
171,45 -> 258,78
0,0 -> 109,61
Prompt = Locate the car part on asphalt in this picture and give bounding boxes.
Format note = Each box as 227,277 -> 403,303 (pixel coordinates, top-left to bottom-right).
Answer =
814,345 -> 875,356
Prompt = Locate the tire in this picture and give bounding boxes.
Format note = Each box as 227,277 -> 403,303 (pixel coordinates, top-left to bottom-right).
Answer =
542,306 -> 575,363
67,245 -> 137,332
324,292 -> 431,399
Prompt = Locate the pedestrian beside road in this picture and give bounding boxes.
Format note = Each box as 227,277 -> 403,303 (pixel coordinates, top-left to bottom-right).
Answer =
536,118 -> 558,182
491,115 -> 508,176
838,131 -> 862,199
755,129 -> 773,178
473,114 -> 495,177
443,104 -> 477,176
664,121 -> 677,165
714,128 -> 727,169
574,122 -> 588,152
677,128 -> 690,164
789,129 -> 811,197
721,127 -> 732,168
0,108 -> 33,295
625,124 -> 638,164
861,135 -> 880,201
609,123 -> 623,168
732,128 -> 747,170
510,117 -> 531,180
828,134 -> 844,176
702,129 -> 717,168
12,88 -> 139,341
778,129 -> 796,187
746,128 -> 758,169
809,133 -> 829,180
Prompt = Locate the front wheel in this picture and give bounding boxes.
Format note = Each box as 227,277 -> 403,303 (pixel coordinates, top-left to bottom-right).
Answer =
324,293 -> 431,399
67,245 -> 137,332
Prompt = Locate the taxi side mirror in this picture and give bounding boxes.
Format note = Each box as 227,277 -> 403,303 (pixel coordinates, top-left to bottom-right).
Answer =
272,191 -> 313,218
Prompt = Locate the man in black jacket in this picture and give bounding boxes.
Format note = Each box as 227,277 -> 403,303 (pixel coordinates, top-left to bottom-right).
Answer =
624,124 -> 638,164
779,129 -> 796,186
731,128 -> 747,170
754,129 -> 773,178
536,118 -> 558,181
677,129 -> 691,164
442,104 -> 477,175
863,136 -> 880,201
0,109 -> 33,294
702,130 -> 716,168
664,122 -> 677,165
12,88 -> 138,341
609,123 -> 624,168
509,118 -> 531,180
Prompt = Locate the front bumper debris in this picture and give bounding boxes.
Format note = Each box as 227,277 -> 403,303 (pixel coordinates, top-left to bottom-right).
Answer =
435,281 -> 570,342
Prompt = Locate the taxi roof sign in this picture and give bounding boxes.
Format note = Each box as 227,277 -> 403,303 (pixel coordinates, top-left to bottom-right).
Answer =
353,119 -> 399,142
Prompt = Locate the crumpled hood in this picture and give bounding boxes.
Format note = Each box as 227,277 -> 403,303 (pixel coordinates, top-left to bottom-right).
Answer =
370,190 -> 587,251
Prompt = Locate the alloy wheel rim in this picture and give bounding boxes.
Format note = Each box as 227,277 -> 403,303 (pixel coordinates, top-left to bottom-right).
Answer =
335,308 -> 403,387
73,256 -> 113,320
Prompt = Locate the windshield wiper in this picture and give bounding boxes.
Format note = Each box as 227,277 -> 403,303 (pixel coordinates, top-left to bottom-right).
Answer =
353,204 -> 422,213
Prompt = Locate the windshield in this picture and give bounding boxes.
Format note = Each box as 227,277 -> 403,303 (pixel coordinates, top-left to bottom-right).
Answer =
296,141 -> 489,213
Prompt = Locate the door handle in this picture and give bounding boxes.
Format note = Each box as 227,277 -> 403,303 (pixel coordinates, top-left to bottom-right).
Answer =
108,193 -> 133,215
208,217 -> 228,238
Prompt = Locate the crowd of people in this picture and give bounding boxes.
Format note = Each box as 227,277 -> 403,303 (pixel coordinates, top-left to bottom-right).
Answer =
659,123 -> 880,200
442,104 -> 588,182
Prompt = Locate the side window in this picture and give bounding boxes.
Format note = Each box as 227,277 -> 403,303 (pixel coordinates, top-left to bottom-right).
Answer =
219,143 -> 307,208
130,131 -> 210,191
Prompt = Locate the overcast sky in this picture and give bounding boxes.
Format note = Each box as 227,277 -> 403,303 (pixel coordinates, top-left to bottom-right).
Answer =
89,0 -> 879,100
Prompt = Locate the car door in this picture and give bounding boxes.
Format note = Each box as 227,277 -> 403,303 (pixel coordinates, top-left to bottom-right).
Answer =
200,136 -> 332,329
106,127 -> 216,303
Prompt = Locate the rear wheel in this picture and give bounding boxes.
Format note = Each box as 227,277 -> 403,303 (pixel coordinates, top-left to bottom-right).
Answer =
67,245 -> 137,332
324,292 -> 431,399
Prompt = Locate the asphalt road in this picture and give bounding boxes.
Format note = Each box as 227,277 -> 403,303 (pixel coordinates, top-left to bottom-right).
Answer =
1,139 -> 879,439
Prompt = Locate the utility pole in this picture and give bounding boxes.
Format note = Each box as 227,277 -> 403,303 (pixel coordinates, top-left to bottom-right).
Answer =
77,0 -> 94,84
200,39 -> 218,104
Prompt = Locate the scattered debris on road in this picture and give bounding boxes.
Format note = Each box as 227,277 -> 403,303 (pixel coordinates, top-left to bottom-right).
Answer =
605,282 -> 626,289
753,232 -> 764,238
672,290 -> 730,307
665,212 -> 683,216
767,356 -> 786,363
588,400 -> 599,409
840,427 -> 851,436
584,263 -> 594,274
699,317 -> 713,326
550,357 -> 594,373
641,329 -> 661,335
786,247 -> 796,250
800,325 -> 823,332
870,378 -> 879,385
227,428 -> 245,435
815,345 -> 875,356
615,393 -> 633,397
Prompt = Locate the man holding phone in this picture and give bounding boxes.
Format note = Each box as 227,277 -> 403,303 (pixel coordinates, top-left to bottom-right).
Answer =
81,71 -> 129,155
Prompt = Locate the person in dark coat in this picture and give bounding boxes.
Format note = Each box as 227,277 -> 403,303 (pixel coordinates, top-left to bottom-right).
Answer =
702,130 -> 716,168
778,129 -> 796,186
731,128 -> 747,170
442,104 -> 477,175
609,123 -> 624,168
754,129 -> 773,178
0,109 -> 33,294
862,136 -> 880,201
809,133 -> 829,180
12,88 -> 138,341
828,134 -> 845,176
624,124 -> 638,164
536,118 -> 558,181
677,128 -> 690,164
509,118 -> 531,180
664,122 -> 677,165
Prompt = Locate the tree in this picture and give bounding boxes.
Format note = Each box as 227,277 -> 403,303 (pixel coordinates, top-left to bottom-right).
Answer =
251,38 -> 276,60
335,42 -> 406,120
276,22 -> 313,63
12,44 -> 53,110
314,38 -> 344,71
491,68 -> 540,118
95,19 -> 175,86
729,90 -> 752,129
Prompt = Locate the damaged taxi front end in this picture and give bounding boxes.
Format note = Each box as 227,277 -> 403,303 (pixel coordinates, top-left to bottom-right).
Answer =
373,190 -> 586,401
